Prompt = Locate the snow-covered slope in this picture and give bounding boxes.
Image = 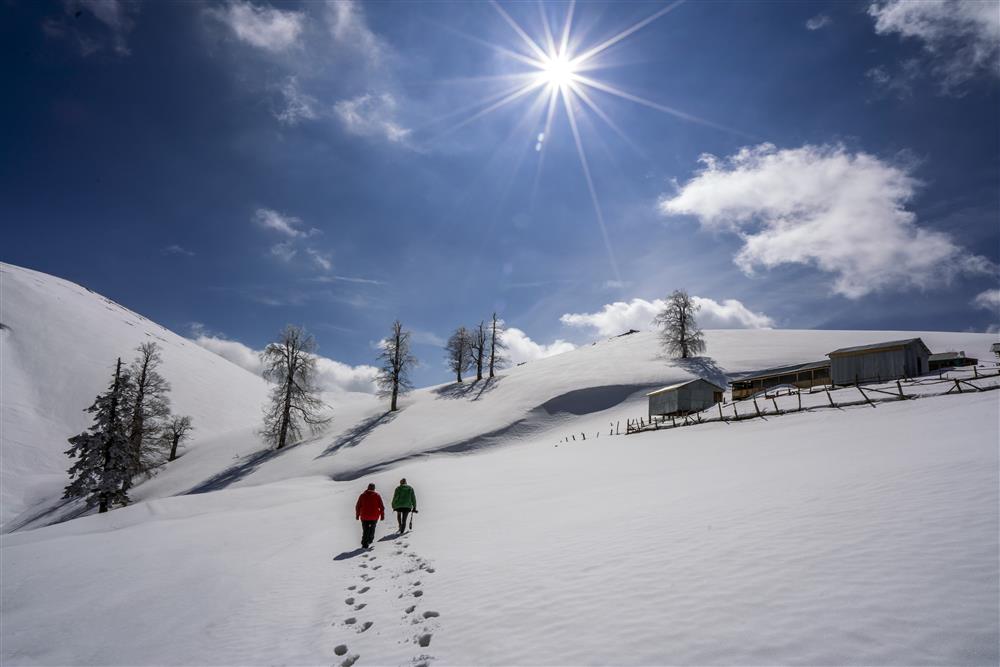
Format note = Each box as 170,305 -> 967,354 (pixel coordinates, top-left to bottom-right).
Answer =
2,387 -> 996,665
0,263 -> 270,527
2,263 -> 998,664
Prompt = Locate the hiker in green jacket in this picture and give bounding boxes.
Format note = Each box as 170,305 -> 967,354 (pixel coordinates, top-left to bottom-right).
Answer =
391,478 -> 417,534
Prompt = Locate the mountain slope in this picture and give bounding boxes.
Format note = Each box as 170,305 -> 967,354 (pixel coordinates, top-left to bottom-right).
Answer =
0,263 -> 269,527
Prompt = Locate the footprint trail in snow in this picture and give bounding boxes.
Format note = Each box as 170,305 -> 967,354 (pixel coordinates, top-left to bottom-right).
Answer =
331,535 -> 441,665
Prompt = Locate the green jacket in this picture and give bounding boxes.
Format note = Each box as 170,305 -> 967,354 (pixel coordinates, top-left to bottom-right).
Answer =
391,484 -> 417,510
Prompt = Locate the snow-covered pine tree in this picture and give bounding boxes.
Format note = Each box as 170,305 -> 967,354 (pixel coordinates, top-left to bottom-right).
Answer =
123,342 -> 172,490
653,289 -> 706,359
376,320 -> 416,411
260,325 -> 330,450
164,415 -> 193,461
469,320 -> 487,381
64,358 -> 133,513
445,326 -> 472,383
488,312 -> 507,379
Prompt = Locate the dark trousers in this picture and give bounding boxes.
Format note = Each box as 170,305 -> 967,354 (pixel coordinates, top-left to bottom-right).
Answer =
361,520 -> 377,547
395,509 -> 411,533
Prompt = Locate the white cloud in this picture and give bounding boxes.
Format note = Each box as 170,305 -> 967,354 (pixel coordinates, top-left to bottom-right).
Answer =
660,143 -> 996,299
501,327 -> 576,364
162,244 -> 195,257
560,296 -> 774,337
255,207 -> 310,237
306,247 -> 332,271
209,1 -> 304,53
973,288 -> 1000,311
311,275 -> 385,286
806,14 -> 832,30
193,331 -> 379,393
869,0 -> 1000,89
334,92 -> 411,144
325,0 -> 385,67
275,76 -> 318,125
866,59 -> 922,99
270,241 -> 297,262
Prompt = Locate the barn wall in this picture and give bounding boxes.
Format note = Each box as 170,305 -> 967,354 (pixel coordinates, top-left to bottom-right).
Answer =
831,344 -> 929,384
678,381 -> 722,412
648,391 -> 678,417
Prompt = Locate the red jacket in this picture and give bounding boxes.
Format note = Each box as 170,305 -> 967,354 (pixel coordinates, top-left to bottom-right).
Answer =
355,490 -> 385,521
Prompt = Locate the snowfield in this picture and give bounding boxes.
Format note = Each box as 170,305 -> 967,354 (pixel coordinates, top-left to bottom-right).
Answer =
2,263 -> 998,665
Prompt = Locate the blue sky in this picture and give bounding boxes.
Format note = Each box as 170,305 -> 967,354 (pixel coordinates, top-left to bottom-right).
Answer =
3,0 -> 998,389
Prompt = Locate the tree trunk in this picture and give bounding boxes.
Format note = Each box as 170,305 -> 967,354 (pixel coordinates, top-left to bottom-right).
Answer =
100,358 -> 122,513
277,355 -> 294,449
169,434 -> 179,461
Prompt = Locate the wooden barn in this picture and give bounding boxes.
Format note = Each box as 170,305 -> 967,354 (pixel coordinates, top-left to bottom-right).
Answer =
828,338 -> 931,385
928,351 -> 978,372
729,360 -> 831,400
647,378 -> 724,419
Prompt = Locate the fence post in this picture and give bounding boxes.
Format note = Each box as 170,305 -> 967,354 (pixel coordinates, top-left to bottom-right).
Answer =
797,391 -> 802,412
954,379 -> 963,394
770,396 -> 780,413
732,404 -> 739,419
718,403 -> 724,421
826,389 -> 836,408
752,397 -> 762,417
857,385 -> 875,407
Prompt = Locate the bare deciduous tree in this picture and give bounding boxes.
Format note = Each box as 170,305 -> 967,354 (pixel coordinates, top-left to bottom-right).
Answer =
469,320 -> 487,382
124,342 -> 171,490
488,312 -> 507,379
164,415 -> 194,461
377,320 -> 417,411
445,326 -> 472,383
653,289 -> 706,359
260,325 -> 330,449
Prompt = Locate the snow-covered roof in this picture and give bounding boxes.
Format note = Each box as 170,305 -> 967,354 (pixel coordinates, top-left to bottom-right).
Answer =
929,351 -> 967,361
734,359 -> 829,382
646,378 -> 725,396
828,337 -> 930,357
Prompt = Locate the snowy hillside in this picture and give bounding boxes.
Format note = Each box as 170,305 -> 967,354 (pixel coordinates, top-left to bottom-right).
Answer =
0,263 -> 270,527
2,384 -> 997,665
2,264 -> 998,665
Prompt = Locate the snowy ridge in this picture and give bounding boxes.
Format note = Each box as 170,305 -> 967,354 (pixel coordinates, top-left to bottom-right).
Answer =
0,263 -> 269,527
2,264 -> 998,665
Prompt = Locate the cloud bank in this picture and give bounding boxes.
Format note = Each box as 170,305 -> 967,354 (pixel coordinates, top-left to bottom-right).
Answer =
208,1 -> 305,53
560,296 -> 774,338
193,330 -> 379,394
869,0 -> 999,89
501,327 -> 576,364
660,143 -> 995,298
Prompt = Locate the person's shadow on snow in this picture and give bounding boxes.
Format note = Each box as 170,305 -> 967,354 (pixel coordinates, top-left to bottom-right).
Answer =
333,548 -> 368,560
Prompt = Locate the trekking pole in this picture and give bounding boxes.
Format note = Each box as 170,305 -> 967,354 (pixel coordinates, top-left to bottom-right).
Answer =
410,512 -> 415,530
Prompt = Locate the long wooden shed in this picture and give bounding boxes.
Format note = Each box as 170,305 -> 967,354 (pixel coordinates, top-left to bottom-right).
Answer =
647,378 -> 724,419
828,338 -> 931,385
730,360 -> 831,400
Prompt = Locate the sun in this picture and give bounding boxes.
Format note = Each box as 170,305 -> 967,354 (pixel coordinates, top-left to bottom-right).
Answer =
539,52 -> 575,89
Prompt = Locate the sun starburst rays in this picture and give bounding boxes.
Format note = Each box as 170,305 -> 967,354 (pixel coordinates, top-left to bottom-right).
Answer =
429,0 -> 743,280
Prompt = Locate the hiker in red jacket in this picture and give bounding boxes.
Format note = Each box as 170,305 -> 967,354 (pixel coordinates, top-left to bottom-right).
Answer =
355,483 -> 385,549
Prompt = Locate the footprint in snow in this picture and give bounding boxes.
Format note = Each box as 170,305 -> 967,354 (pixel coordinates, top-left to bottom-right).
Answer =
425,568 -> 435,574
341,654 -> 360,667
345,597 -> 355,605
405,605 -> 416,614
412,581 -> 421,586
359,564 -> 368,569
344,617 -> 357,625
412,590 -> 423,597
422,611 -> 439,619
417,633 -> 432,647
334,645 -> 348,656
358,621 -> 373,633
347,585 -> 356,591
359,586 -> 370,594
360,574 -> 373,581
354,603 -> 367,611
372,565 -> 382,570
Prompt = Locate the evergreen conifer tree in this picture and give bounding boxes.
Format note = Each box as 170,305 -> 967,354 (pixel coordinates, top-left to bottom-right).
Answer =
64,358 -> 133,513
